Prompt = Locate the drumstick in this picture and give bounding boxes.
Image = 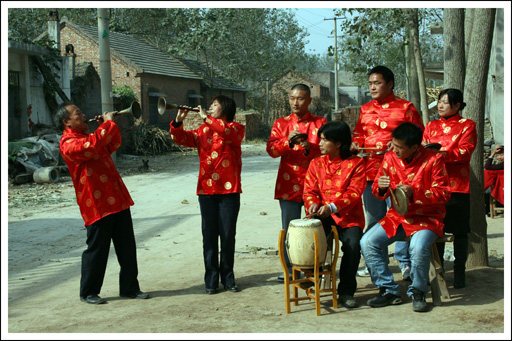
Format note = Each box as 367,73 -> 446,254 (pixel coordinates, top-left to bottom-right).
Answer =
304,212 -> 317,219
382,169 -> 399,208
358,147 -> 382,150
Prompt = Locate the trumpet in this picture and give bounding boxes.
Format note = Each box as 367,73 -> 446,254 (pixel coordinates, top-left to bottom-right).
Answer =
157,97 -> 199,115
87,101 -> 142,123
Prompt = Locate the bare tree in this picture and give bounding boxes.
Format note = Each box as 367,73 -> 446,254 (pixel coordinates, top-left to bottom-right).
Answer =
463,8 -> 496,268
403,8 -> 429,123
464,8 -> 475,66
443,8 -> 466,89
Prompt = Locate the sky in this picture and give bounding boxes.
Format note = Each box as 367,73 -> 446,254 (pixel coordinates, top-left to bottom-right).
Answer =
293,7 -> 339,56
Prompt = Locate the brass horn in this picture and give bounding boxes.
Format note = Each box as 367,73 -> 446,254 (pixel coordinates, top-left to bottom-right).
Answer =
87,101 -> 141,122
157,97 -> 199,115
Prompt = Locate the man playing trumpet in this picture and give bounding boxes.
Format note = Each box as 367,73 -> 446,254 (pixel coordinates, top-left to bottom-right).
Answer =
55,103 -> 148,304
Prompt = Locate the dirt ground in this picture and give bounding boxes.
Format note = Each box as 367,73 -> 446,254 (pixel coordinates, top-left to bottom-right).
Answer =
4,143 -> 509,338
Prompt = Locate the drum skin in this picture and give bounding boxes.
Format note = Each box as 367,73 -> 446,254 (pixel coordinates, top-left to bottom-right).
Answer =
286,219 -> 327,268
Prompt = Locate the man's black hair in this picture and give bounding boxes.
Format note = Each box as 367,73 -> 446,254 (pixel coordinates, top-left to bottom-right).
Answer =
368,65 -> 395,90
392,122 -> 423,148
290,83 -> 311,97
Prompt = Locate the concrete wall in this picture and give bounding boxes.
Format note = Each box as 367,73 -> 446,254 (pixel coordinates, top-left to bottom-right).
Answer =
485,8 -> 505,145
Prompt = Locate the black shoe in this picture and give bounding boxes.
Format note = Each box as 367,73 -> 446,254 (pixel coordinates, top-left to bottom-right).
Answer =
224,284 -> 239,292
410,289 -> 428,312
339,294 -> 359,308
206,288 -> 218,295
367,288 -> 402,308
120,291 -> 149,299
80,294 -> 106,304
454,269 -> 466,289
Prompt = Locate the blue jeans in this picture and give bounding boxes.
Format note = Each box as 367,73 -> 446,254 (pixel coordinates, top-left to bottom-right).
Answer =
360,223 -> 438,296
279,199 -> 303,271
363,181 -> 410,268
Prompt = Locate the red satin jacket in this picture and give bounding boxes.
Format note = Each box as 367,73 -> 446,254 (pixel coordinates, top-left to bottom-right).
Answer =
170,115 -> 245,195
267,112 -> 327,203
372,146 -> 451,238
422,113 -> 477,194
353,93 -> 424,181
303,154 -> 366,229
59,120 -> 134,226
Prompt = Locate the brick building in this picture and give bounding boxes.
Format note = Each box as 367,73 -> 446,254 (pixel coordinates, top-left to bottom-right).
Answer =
36,16 -> 246,129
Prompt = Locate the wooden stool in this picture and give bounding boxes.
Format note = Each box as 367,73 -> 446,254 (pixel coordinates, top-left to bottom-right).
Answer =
278,225 -> 340,316
490,196 -> 504,218
401,234 -> 454,306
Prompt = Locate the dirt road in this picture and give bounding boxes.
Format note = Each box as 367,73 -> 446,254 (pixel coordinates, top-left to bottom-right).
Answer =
5,143 -> 507,337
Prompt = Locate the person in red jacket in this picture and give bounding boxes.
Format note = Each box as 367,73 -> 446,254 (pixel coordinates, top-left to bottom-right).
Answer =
351,66 -> 425,280
56,103 -> 148,304
303,121 -> 366,308
170,95 -> 245,295
360,122 -> 451,312
266,83 -> 327,281
422,88 -> 477,288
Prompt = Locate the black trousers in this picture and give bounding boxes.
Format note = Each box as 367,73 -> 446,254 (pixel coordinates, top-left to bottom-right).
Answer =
198,193 -> 240,289
320,216 -> 363,296
437,193 -> 470,270
80,209 -> 140,298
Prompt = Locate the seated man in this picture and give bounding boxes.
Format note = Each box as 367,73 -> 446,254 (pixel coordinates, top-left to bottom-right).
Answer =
360,122 -> 451,312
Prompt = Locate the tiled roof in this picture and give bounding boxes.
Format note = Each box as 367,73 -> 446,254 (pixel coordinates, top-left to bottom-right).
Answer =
177,58 -> 247,92
63,19 -> 201,80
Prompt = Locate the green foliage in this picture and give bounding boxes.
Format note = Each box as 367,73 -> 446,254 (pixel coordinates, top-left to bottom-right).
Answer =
333,8 -> 444,90
112,85 -> 137,109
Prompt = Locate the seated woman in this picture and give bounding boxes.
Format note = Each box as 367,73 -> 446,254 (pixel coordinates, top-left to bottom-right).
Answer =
485,144 -> 504,213
303,121 -> 366,309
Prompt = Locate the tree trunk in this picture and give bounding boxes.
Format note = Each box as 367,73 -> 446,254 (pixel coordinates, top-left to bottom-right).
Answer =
443,8 -> 466,89
405,26 -> 420,110
464,8 -> 475,67
404,8 -> 429,123
463,8 -> 496,268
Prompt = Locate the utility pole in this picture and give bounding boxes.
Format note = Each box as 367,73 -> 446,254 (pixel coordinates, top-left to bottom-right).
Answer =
97,8 -> 113,114
325,17 -> 340,112
97,9 -> 115,162
264,79 -> 270,125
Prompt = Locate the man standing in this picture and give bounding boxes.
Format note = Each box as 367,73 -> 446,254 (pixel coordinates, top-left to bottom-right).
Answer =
267,83 -> 327,281
55,103 -> 148,304
360,122 -> 451,312
351,66 -> 424,279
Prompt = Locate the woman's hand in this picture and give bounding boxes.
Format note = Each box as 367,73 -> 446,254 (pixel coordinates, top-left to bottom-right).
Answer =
176,108 -> 189,123
198,105 -> 208,120
316,205 -> 332,218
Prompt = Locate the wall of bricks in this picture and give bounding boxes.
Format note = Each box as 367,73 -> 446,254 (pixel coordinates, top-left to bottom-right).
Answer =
332,106 -> 361,133
182,112 -> 262,141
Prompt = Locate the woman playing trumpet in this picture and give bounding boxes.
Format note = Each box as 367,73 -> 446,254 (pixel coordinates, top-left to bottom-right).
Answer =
170,96 -> 245,295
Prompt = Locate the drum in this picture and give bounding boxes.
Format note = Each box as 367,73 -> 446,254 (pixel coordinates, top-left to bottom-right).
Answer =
286,218 -> 327,268
391,186 -> 409,216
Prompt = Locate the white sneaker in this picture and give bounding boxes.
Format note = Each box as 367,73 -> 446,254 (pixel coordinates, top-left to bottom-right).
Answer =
357,267 -> 370,277
401,264 -> 411,281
